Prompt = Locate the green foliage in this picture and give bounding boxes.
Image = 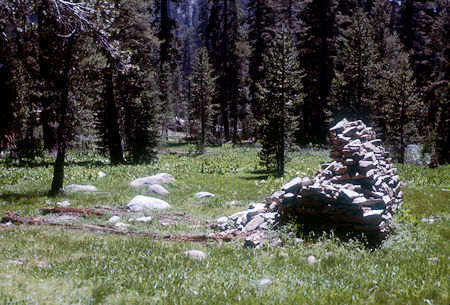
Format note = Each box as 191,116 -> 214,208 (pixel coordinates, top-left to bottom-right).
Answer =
188,47 -> 216,153
328,6 -> 378,123
397,164 -> 450,188
329,2 -> 422,163
157,62 -> 175,146
257,24 -> 304,176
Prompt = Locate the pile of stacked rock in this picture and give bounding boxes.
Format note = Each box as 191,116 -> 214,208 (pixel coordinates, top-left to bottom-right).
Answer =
266,118 -> 403,238
215,119 -> 403,242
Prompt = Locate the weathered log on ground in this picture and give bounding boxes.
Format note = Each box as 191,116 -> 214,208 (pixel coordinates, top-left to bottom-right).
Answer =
39,207 -> 107,216
1,211 -> 233,243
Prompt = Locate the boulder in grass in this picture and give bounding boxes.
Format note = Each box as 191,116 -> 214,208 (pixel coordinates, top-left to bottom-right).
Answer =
65,184 -> 97,192
195,191 -> 215,199
56,200 -> 71,207
259,279 -> 272,287
135,216 -> 153,222
130,173 -> 175,187
183,250 -> 207,260
108,216 -> 120,223
147,184 -> 169,195
126,195 -> 172,211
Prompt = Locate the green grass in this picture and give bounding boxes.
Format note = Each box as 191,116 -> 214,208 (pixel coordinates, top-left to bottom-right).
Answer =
0,145 -> 448,304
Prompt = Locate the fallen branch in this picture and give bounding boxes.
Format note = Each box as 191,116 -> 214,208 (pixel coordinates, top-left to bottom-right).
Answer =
1,212 -> 233,243
39,207 -> 106,216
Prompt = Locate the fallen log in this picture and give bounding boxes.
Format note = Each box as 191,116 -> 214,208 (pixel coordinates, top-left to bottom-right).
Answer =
1,211 -> 233,243
39,207 -> 106,216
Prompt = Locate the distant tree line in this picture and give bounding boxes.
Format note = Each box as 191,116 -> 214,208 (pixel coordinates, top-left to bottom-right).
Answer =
0,0 -> 448,186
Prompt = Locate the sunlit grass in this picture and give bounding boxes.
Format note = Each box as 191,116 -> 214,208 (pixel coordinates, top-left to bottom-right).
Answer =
0,145 -> 448,304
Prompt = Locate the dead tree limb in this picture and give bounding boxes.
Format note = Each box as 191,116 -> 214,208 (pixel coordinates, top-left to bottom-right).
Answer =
1,212 -> 233,243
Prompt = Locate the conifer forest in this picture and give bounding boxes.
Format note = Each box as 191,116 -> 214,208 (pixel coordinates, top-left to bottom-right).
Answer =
1,0 -> 449,181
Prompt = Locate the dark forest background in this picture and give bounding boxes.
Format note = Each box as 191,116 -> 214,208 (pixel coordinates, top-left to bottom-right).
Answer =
1,0 -> 448,187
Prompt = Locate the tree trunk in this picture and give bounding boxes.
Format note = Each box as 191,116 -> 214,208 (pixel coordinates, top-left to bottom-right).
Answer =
399,99 -> 405,164
103,65 -> 124,165
232,114 -> 238,144
0,35 -> 15,151
38,2 -> 59,155
222,0 -> 230,142
49,36 -> 74,196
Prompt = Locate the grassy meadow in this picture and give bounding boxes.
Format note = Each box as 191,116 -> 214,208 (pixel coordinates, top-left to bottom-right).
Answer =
0,143 -> 448,304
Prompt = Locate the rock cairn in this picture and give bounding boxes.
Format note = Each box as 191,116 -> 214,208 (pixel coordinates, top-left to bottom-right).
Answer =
267,118 -> 403,238
215,119 -> 403,244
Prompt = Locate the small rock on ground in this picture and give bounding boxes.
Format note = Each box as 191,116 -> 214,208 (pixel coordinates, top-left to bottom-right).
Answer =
244,233 -> 264,248
98,171 -> 106,178
65,184 -> 97,192
195,192 -> 216,199
126,195 -> 172,211
183,250 -> 207,260
135,216 -> 153,222
108,216 -> 120,223
56,200 -> 71,207
259,279 -> 272,286
307,255 -> 320,264
8,260 -> 23,265
217,216 -> 228,223
147,184 -> 169,195
115,222 -> 131,228
130,173 -> 175,187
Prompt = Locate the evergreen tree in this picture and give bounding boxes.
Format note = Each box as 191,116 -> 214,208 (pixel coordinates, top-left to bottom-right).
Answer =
246,0 -> 272,121
158,62 -> 175,145
206,0 -> 250,143
383,53 -> 422,163
156,0 -> 180,67
189,47 -> 216,153
0,10 -> 16,153
297,0 -> 338,144
116,0 -> 160,163
423,0 -> 449,164
257,24 -> 303,176
328,6 -> 377,123
97,60 -> 125,165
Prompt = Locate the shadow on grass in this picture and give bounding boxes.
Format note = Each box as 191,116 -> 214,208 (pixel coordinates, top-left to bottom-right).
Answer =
242,169 -> 277,180
167,141 -> 194,148
282,215 -> 386,248
0,190 -> 49,202
1,159 -> 107,168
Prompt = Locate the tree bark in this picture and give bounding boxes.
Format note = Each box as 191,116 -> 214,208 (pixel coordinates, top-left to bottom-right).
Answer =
103,64 -> 124,165
49,36 -> 74,196
38,2 -> 59,154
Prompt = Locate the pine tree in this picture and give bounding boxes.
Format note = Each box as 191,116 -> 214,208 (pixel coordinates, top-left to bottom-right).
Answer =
206,0 -> 250,143
189,47 -> 216,153
257,24 -> 303,176
424,0 -> 449,164
328,6 -> 377,124
247,0 -> 272,122
383,53 -> 422,163
105,0 -> 159,164
296,0 -> 338,144
0,11 -> 16,153
157,62 -> 175,145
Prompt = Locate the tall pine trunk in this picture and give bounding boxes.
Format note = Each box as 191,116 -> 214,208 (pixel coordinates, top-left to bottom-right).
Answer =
38,2 -> 58,155
49,36 -> 74,196
222,0 -> 230,141
103,65 -> 124,165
